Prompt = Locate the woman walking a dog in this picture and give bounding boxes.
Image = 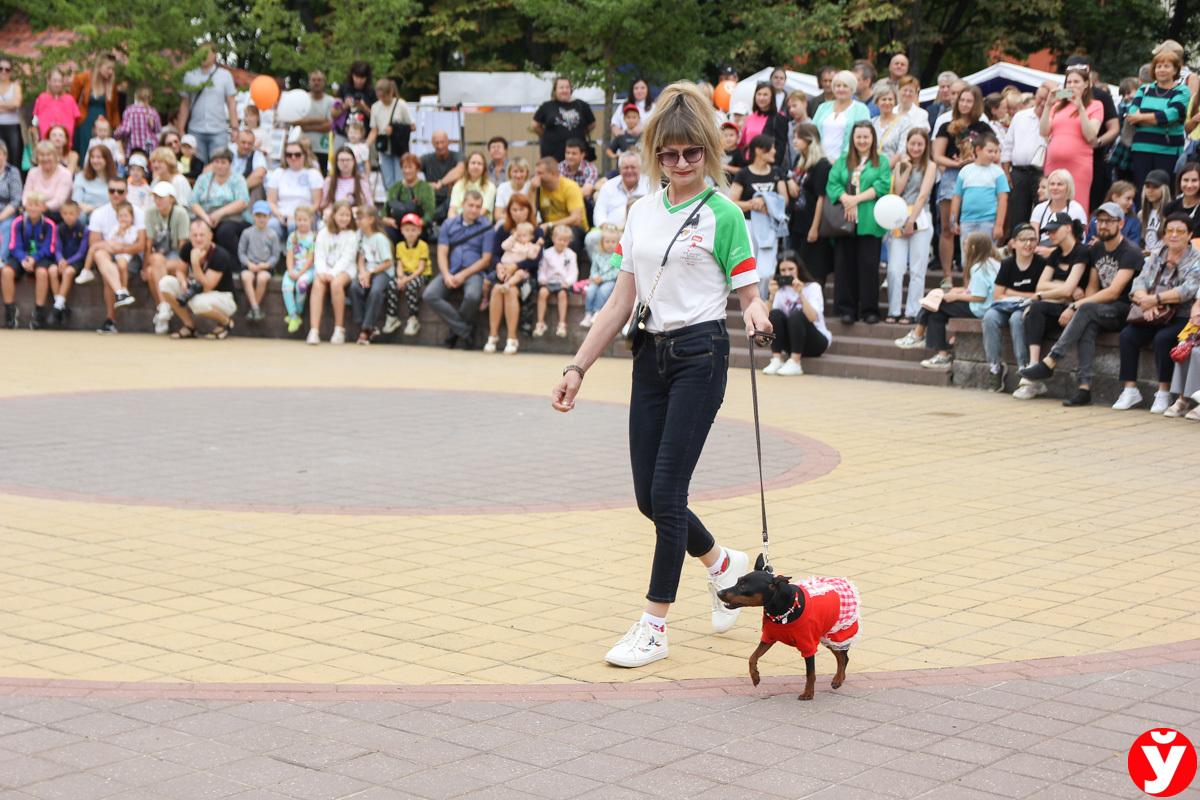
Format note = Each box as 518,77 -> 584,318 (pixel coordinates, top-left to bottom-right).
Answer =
551,82 -> 772,668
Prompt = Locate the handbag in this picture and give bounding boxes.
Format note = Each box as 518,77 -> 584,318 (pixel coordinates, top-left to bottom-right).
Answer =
375,101 -> 412,157
920,288 -> 945,312
1127,302 -> 1176,326
1170,325 -> 1199,363
818,196 -> 854,238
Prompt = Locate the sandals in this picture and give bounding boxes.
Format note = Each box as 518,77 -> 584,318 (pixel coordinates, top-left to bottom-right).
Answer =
884,316 -> 899,324
204,320 -> 235,340
170,325 -> 194,339
898,316 -> 913,325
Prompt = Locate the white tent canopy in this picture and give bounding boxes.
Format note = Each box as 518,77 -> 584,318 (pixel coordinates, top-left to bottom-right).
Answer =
729,68 -> 818,115
439,72 -> 606,108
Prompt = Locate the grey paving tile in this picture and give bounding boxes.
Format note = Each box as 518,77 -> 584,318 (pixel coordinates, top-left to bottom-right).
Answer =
484,710 -> 574,736
844,765 -> 942,798
434,701 -> 519,723
991,751 -> 1085,782
267,740 -> 369,770
164,711 -> 258,738
727,768 -> 828,798
21,772 -> 126,800
0,757 -> 72,790
269,770 -> 369,800
437,722 -> 526,751
393,737 -> 479,767
400,768 -> 490,800
330,751 -> 424,783
115,700 -> 206,725
777,751 -> 871,782
52,712 -> 144,738
158,738 -> 254,770
573,786 -> 657,800
801,786 -> 894,800
223,701 -> 313,724
206,755 -> 312,787
90,755 -> 193,787
491,736 -> 588,768
1023,736 -> 1118,766
812,738 -> 909,767
925,737 -> 1015,766
616,766 -> 716,800
556,751 -> 650,782
955,767 -> 1049,799
39,741 -> 137,770
0,728 -> 84,755
145,773 -> 245,800
106,727 -> 197,755
886,752 -> 976,781
855,724 -> 944,751
4,701 -> 95,726
0,717 -> 34,737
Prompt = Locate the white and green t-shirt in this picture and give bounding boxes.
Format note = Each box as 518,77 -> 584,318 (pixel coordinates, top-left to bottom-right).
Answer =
613,187 -> 756,333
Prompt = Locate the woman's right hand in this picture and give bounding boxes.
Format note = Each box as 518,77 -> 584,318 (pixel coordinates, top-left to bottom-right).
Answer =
806,228 -> 818,243
902,219 -> 916,237
552,372 -> 582,413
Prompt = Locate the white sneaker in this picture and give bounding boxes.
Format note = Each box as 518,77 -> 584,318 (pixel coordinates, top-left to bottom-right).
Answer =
330,326 -> 345,345
382,315 -> 402,334
113,291 -> 135,308
404,317 -> 420,336
604,621 -> 668,668
895,329 -> 924,349
1012,378 -> 1047,400
579,313 -> 594,328
76,268 -> 95,285
777,360 -> 804,376
503,338 -> 519,355
1164,397 -> 1191,418
762,356 -> 783,375
483,335 -> 499,353
1150,390 -> 1172,414
306,329 -> 320,345
709,549 -> 750,633
921,353 -> 953,370
1112,387 -> 1143,410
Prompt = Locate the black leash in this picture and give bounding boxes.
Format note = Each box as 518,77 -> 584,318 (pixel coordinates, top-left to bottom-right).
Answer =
747,329 -> 775,573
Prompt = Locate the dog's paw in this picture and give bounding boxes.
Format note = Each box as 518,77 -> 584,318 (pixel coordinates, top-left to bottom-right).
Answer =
797,690 -> 814,701
831,676 -> 844,689
749,668 -> 760,687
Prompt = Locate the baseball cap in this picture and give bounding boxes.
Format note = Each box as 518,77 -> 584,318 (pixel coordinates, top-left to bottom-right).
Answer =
622,103 -> 639,115
150,181 -> 175,199
1041,211 -> 1074,232
1095,201 -> 1125,222
252,200 -> 271,216
128,153 -> 148,170
180,134 -> 198,148
1144,169 -> 1172,188
399,213 -> 423,228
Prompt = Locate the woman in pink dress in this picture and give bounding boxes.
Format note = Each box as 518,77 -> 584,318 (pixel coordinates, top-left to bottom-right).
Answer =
1040,65 -> 1102,214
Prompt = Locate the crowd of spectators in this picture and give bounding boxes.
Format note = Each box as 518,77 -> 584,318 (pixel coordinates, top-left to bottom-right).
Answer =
2,41 -> 1200,414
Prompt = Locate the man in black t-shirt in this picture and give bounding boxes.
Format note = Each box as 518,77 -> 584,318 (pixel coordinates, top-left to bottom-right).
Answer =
1020,203 -> 1143,405
158,219 -> 238,338
421,130 -> 465,223
532,77 -> 596,161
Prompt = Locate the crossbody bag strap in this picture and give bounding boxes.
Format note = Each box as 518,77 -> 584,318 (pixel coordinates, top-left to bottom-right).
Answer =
641,188 -> 715,310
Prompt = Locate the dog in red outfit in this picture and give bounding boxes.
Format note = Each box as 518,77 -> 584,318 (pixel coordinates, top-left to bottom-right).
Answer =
716,554 -> 860,700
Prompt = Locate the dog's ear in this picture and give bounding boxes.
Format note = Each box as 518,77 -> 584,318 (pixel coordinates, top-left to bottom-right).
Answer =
764,577 -> 797,618
754,553 -> 774,574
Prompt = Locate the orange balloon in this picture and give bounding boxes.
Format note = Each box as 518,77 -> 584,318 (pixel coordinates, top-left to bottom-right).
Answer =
249,75 -> 281,111
713,80 -> 733,112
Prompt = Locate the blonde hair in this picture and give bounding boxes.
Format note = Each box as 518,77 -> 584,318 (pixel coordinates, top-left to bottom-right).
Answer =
514,221 -> 535,237
34,140 -> 57,160
506,156 -> 530,182
831,70 -> 858,94
327,201 -> 354,233
150,147 -> 179,175
293,204 -> 314,221
24,191 -> 47,206
641,81 -> 725,188
963,231 -> 999,272
1046,168 -> 1076,201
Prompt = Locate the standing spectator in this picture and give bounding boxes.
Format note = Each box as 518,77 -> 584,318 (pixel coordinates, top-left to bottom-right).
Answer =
72,144 -> 117,223
421,130 -> 464,223
888,54 -> 910,84
1020,202 -> 1143,406
281,206 -> 316,334
448,151 -> 496,219
852,61 -> 880,117
240,105 -> 273,167
807,66 -> 836,119
112,86 -> 162,158
886,128 -> 937,323
148,147 -> 193,215
266,140 -> 324,243
383,153 -> 435,241
984,92 -> 1010,142
306,201 -> 358,344
558,139 -> 599,201
782,90 -> 812,167
485,136 -> 509,185
1112,213 -> 1200,411
367,79 -> 413,191
423,190 -> 495,349
298,71 -> 334,172
32,69 -> 81,149
592,151 -> 649,229
0,141 -> 21,264
159,218 -> 238,339
533,77 -> 596,162
1064,56 -> 1120,213
1003,81 -> 1051,237
769,67 -> 789,113
191,148 -> 250,255
143,181 -> 190,334
828,120 -> 892,324
176,44 -> 237,163
611,78 -> 654,137
762,252 -> 831,376
71,53 -> 121,157
1041,65 -> 1102,215
481,196 -> 537,352
786,123 -> 833,287
739,83 -> 789,162
812,70 -> 870,158
85,175 -> 145,332
237,200 -> 282,321
231,129 -> 267,203
979,223 -> 1043,388
933,84 -> 990,273
950,131 -> 1008,242
897,76 -> 929,131
1,192 -> 56,329
318,147 -> 370,224
1127,48 -> 1191,195
0,58 -> 25,167
23,141 -> 72,216
872,83 -> 913,159
925,71 -> 959,131
493,157 -> 534,227
332,62 -> 376,151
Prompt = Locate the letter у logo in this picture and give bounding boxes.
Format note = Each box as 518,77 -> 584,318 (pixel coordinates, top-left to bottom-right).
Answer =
1128,728 -> 1197,797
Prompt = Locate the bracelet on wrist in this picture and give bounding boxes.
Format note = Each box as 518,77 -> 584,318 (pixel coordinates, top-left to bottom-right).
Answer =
563,364 -> 585,380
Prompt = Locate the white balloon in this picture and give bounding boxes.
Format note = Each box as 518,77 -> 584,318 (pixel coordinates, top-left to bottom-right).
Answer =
874,193 -> 909,230
276,90 -> 312,123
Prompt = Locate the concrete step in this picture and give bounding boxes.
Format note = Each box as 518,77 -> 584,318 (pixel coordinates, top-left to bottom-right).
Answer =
730,351 -> 952,385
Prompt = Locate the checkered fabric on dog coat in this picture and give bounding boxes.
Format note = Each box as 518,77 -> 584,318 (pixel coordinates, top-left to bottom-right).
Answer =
760,576 -> 861,657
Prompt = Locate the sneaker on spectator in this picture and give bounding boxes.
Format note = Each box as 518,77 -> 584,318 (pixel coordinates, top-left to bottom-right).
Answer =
382,315 -> 402,334
763,355 -> 783,375
3,305 -> 15,329
404,317 -> 420,336
330,326 -> 346,345
96,318 -> 117,335
114,290 -> 135,308
604,621 -> 668,668
533,322 -> 547,337
76,268 -> 95,285
1111,386 -> 1143,410
48,306 -> 62,328
503,338 -> 519,355
920,353 -> 953,370
988,364 -> 1007,392
287,315 -> 302,334
306,329 -> 320,345
60,307 -> 71,328
483,336 -> 499,353
29,306 -> 44,330
579,313 -> 594,328
895,330 -> 923,349
1012,378 -> 1047,400
1150,390 -> 1172,414
1163,397 -> 1191,417
709,548 -> 750,633
555,322 -> 568,338
1062,388 -> 1092,407
777,360 -> 804,376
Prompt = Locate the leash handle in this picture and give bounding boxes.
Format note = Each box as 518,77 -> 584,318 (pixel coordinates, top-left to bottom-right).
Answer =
747,329 -> 773,571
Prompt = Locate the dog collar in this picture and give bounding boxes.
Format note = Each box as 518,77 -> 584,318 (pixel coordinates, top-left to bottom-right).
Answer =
766,591 -> 803,625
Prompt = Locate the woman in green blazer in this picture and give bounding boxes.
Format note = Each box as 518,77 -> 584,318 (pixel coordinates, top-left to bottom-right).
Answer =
827,120 -> 892,324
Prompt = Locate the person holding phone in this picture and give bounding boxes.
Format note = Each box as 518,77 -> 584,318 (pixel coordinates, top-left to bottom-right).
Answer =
551,82 -> 771,669
1041,65 -> 1103,215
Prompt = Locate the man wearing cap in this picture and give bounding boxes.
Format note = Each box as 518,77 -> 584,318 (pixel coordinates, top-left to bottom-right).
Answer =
144,181 -> 191,334
1003,81 -> 1052,237
1019,202 -> 1143,406
85,174 -> 146,334
238,200 -> 283,321
1012,210 -> 1090,400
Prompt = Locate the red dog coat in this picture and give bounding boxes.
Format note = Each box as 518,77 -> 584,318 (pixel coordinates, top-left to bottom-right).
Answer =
760,576 -> 860,658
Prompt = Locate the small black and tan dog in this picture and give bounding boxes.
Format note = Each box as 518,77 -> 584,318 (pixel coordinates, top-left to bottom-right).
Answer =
717,555 -> 861,700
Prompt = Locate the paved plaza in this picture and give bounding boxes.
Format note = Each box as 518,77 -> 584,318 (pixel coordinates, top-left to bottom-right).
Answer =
0,331 -> 1197,798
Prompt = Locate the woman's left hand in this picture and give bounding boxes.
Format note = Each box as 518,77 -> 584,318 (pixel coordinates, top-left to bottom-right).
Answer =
552,371 -> 582,413
744,299 -> 772,339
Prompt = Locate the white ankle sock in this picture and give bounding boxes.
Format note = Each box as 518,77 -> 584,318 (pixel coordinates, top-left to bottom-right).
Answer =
707,547 -> 730,578
639,612 -> 666,632
53,295 -> 65,309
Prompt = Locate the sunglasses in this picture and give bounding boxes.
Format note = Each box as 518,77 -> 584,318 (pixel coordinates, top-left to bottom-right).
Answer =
0,66 -> 11,72
656,146 -> 704,167
285,151 -> 303,158
108,187 -> 126,195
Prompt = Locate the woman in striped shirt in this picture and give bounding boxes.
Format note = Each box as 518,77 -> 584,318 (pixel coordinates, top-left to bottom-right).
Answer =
1127,49 -> 1191,194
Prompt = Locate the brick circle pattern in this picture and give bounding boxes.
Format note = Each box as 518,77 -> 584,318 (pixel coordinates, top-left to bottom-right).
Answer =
0,388 -> 837,514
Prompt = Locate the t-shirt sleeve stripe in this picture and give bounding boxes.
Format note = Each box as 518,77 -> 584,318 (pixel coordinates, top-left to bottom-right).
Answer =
730,257 -> 758,289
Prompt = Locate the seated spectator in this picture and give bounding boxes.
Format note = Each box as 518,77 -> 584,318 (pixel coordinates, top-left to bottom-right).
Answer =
82,176 -> 146,333
720,122 -> 747,178
0,141 -> 21,265
1031,169 -> 1087,255
23,142 -> 73,219
159,219 -> 238,339
231,129 -> 268,203
319,146 -> 371,225
482,195 -> 539,353
762,251 -> 831,376
149,147 -> 193,210
592,151 -> 649,229
383,152 -> 435,242
350,205 -> 394,344
306,201 -> 358,345
1140,170 -> 1172,254
484,220 -> 540,354
1112,213 -> 1200,412
48,200 -> 87,327
606,105 -> 642,161
1020,203 -> 1144,406
126,152 -> 153,211
88,117 -> 124,169
423,190 -> 494,349
383,212 -> 431,338
421,130 -> 464,223
1,192 -> 56,329
493,157 -> 532,227
533,157 -> 587,261
581,223 -> 620,329
46,125 -> 79,174
1011,212 -> 1090,399
73,145 -> 118,223
895,231 -> 1000,370
559,139 -> 598,201
1085,181 -> 1141,245
191,148 -> 250,256
534,223 -> 578,338
267,139 -> 324,244
1163,162 -> 1200,232
1164,298 -> 1200,418
143,182 -> 191,334
238,200 -> 282,321
281,205 -> 316,335
449,151 -> 496,220
114,86 -> 163,158
177,134 -> 205,183
980,223 -> 1043,388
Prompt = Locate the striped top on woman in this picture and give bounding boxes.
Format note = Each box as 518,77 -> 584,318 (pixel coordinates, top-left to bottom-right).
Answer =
1129,81 -> 1191,156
